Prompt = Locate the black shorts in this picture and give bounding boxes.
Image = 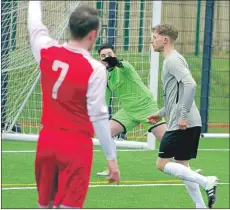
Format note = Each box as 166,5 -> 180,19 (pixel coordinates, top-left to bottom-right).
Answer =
158,126 -> 201,160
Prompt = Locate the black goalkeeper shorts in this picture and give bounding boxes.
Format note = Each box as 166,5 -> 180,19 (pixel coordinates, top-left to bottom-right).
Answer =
158,126 -> 201,160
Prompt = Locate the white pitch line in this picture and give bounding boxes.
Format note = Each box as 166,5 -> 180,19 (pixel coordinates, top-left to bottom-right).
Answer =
1,148 -> 229,153
2,150 -> 35,153
198,149 -> 229,151
2,182 -> 229,191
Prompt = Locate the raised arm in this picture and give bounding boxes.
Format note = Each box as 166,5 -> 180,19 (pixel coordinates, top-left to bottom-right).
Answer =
28,1 -> 57,64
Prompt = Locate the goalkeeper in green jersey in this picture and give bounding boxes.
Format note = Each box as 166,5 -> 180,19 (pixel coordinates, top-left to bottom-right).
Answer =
97,43 -> 168,176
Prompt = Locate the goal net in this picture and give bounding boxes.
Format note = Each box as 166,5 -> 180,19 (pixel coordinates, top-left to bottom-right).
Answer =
2,1 -> 159,149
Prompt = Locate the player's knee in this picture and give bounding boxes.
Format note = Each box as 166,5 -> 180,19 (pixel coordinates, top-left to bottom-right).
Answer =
110,120 -> 125,137
111,129 -> 118,137
157,133 -> 164,141
174,159 -> 189,167
156,162 -> 164,171
151,124 -> 167,141
156,158 -> 169,171
156,159 -> 164,171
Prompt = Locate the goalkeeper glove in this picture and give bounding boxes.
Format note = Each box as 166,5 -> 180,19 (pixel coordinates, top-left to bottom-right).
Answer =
102,56 -> 123,71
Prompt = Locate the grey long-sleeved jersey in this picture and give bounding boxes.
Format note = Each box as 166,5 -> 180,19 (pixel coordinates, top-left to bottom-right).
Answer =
158,50 -> 202,131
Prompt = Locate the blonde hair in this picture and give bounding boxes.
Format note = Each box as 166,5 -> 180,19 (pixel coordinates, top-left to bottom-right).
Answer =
152,24 -> 178,41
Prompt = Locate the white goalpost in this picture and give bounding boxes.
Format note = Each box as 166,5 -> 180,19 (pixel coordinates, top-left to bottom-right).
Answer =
1,1 -> 229,149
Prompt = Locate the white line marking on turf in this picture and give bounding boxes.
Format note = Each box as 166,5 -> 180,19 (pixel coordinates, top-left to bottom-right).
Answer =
1,182 -> 229,190
2,150 -> 35,153
1,148 -> 229,153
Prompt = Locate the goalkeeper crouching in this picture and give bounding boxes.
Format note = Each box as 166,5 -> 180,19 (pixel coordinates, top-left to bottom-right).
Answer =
97,43 -> 168,176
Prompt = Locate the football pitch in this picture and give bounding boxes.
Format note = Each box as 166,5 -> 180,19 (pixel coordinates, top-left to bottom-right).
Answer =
1,138 -> 229,208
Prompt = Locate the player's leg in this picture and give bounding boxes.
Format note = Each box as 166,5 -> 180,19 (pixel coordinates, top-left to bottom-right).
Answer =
136,100 -> 167,141
110,108 -> 139,136
156,127 -> 219,208
173,128 -> 207,209
174,127 -> 206,208
35,130 -> 58,208
97,109 -> 138,176
54,163 -> 92,208
53,133 -> 93,208
157,156 -> 218,208
175,160 -> 206,209
110,119 -> 125,137
148,122 -> 167,140
108,93 -> 126,140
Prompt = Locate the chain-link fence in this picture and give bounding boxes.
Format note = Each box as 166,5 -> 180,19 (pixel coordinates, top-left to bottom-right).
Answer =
158,1 -> 229,133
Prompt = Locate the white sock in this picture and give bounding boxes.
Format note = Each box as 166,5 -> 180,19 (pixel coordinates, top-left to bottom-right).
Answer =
184,180 -> 207,208
38,202 -> 53,209
163,162 -> 208,188
59,204 -> 80,208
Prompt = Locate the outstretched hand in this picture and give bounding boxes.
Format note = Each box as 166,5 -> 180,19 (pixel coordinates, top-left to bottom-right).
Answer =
103,56 -> 123,70
147,114 -> 162,125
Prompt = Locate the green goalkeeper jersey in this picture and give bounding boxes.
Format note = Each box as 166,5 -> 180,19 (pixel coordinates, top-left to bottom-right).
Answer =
106,60 -> 156,114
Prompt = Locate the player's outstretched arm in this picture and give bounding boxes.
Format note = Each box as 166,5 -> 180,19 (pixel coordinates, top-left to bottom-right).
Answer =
28,1 -> 56,64
147,107 -> 165,125
87,63 -> 120,184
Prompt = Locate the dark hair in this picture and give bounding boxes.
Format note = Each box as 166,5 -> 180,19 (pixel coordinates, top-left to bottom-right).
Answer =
69,5 -> 100,39
98,43 -> 115,55
152,24 -> 178,41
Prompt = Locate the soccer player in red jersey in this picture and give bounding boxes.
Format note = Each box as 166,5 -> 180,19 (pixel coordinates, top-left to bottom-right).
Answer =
28,1 -> 120,208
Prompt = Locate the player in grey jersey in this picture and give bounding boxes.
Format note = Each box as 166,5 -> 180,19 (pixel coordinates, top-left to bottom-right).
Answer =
147,24 -> 219,209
